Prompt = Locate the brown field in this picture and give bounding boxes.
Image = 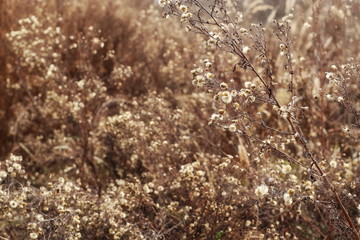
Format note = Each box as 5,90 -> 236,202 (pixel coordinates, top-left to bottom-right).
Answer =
0,0 -> 360,239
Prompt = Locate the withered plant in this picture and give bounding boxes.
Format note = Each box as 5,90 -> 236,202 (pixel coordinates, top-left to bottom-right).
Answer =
0,0 -> 359,239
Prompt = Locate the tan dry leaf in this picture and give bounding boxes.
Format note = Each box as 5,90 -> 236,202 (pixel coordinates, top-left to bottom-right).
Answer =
250,4 -> 274,15
276,87 -> 292,106
324,36 -> 333,49
312,77 -> 320,98
237,137 -> 250,168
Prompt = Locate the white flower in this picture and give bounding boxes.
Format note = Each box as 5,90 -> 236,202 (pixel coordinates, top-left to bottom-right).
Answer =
205,72 -> 214,79
181,12 -> 192,20
35,214 -> 44,222
289,174 -> 298,182
179,5 -> 188,12
64,182 -> 73,193
240,28 -> 247,33
180,163 -> 194,174
244,81 -> 252,88
77,79 -> 85,88
9,200 -> 18,208
186,12 -> 192,18
220,82 -> 228,89
13,163 -> 21,170
192,75 -> 205,87
283,193 -> 293,206
196,170 -> 205,176
143,184 -> 152,193
209,31 -> 220,40
92,37 -> 100,44
304,22 -> 311,29
195,67 -> 204,74
329,160 -> 337,168
248,96 -> 256,103
30,233 -> 38,239
0,170 -> 7,178
242,46 -> 251,54
220,91 -> 232,104
158,0 -> 170,7
325,72 -> 334,80
255,184 -> 269,198
228,124 -> 237,132
231,90 -> 238,97
210,113 -> 221,120
281,164 -> 292,174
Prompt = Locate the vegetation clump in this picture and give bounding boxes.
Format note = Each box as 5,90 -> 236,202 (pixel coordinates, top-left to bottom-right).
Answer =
0,0 -> 359,239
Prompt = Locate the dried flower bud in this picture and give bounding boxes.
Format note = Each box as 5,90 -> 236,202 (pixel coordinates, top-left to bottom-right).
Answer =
242,46 -> 250,54
255,184 -> 269,198
220,91 -> 232,104
228,124 -> 237,132
179,5 -> 188,12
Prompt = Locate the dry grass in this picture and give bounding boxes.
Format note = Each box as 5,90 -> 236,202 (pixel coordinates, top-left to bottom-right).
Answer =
0,0 -> 360,239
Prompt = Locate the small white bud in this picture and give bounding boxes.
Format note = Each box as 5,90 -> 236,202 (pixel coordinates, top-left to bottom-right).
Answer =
242,46 -> 250,54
